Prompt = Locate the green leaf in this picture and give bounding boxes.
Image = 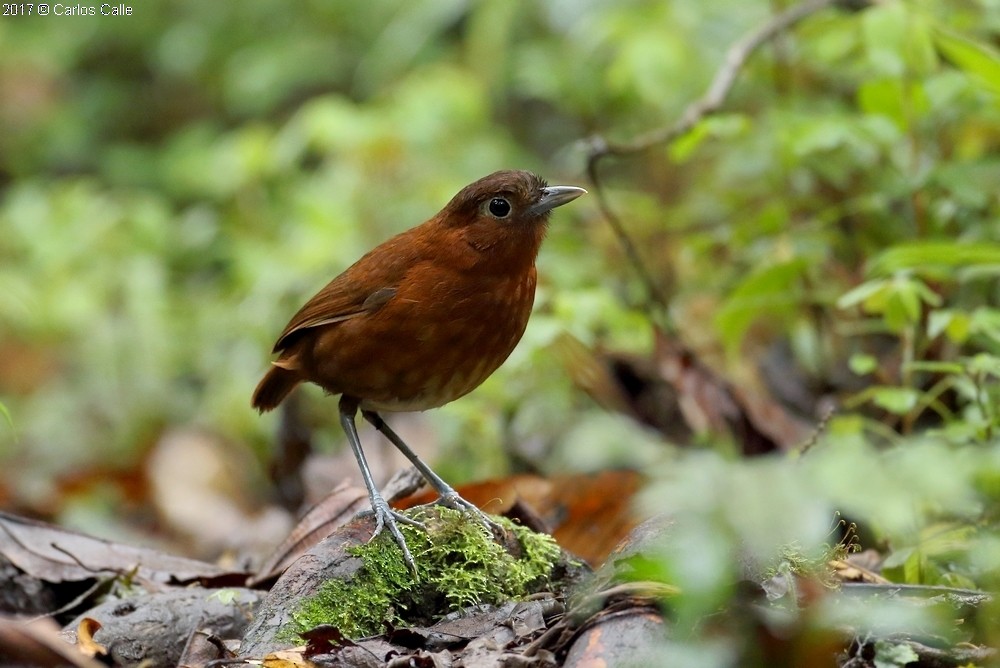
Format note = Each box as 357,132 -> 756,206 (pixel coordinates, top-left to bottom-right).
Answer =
839,275 -> 939,332
858,79 -> 929,129
903,360 -> 964,375
669,123 -> 712,163
938,571 -> 978,590
882,523 -> 979,586
966,353 -> 1000,379
871,387 -> 921,414
883,287 -> 919,332
901,548 -> 922,584
715,259 -> 807,357
869,241 -> 1000,277
970,308 -> 1000,346
934,27 -> 1000,96
927,309 -> 970,343
905,277 -> 943,308
904,15 -> 939,76
857,78 -> 906,127
0,402 -> 14,436
849,353 -> 878,376
881,545 -> 917,582
837,278 -> 889,310
873,639 -> 920,668
670,114 -> 749,162
862,1 -> 908,77
917,522 -> 977,560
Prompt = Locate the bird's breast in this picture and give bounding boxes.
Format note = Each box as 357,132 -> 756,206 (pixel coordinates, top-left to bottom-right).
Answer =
312,267 -> 538,412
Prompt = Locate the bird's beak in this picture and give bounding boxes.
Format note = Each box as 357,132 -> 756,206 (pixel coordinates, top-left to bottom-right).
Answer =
528,185 -> 587,216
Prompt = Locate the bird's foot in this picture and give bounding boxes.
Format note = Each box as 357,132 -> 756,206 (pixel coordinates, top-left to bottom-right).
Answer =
359,496 -> 425,576
432,490 -> 503,536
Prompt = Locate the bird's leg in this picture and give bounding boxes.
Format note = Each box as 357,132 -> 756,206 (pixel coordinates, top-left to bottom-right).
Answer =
339,396 -> 422,574
362,410 -> 496,530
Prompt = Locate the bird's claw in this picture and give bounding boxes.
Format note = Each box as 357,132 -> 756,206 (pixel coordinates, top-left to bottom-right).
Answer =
433,491 -> 503,535
360,489 -> 500,577
358,505 -> 425,529
361,497 -> 423,576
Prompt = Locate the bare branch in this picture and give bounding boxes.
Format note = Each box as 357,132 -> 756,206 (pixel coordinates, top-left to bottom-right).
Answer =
585,0 -> 846,316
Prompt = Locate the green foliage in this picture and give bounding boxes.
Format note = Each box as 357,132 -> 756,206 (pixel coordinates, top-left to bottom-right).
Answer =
933,28 -> 1000,97
634,433 -> 1000,657
715,259 -> 809,358
4,0 -> 1000,660
286,507 -> 561,639
0,402 -> 13,437
838,274 -> 942,334
873,640 -> 920,668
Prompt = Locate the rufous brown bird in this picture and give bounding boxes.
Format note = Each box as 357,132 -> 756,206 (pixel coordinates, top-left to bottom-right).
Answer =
252,170 -> 585,569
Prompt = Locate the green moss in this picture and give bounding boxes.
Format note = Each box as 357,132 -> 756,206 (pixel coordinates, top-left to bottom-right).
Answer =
763,520 -> 860,586
286,507 -> 561,639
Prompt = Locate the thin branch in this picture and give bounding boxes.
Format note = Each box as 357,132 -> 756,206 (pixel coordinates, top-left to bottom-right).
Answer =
585,149 -> 669,311
585,0 -> 846,316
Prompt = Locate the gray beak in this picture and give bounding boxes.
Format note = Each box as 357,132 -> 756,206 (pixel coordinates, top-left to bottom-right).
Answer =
528,185 -> 587,216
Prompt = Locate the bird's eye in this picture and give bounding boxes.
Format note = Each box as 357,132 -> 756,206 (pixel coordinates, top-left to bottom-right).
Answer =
487,197 -> 511,218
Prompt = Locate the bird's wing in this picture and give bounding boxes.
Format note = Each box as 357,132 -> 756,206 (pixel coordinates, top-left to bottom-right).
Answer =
271,230 -> 420,353
272,276 -> 399,353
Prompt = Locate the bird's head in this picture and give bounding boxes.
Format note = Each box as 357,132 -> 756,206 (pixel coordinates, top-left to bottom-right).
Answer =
435,170 -> 586,265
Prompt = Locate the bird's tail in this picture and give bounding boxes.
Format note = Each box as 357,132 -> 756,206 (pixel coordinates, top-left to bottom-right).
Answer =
252,365 -> 301,413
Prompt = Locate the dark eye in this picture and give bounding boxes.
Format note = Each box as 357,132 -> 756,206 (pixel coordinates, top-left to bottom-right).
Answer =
488,197 -> 511,218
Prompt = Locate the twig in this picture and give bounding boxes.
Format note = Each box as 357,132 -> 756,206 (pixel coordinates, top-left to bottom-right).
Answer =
795,401 -> 836,456
585,0 -> 845,316
585,150 -> 670,313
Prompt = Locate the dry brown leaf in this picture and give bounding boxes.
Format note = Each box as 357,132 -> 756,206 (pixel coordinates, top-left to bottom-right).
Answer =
74,617 -> 106,659
0,617 -> 105,668
0,511 -> 247,587
250,480 -> 368,586
147,428 -> 293,563
263,648 -> 310,667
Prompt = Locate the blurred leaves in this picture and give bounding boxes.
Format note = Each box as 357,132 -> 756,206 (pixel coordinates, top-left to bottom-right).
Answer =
868,241 -> 1000,278
3,0 -> 1000,660
837,274 -> 941,333
715,259 -> 808,358
933,27 -> 1000,98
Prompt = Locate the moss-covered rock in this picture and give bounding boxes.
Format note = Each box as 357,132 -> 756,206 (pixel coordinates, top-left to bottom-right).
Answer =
285,506 -> 562,639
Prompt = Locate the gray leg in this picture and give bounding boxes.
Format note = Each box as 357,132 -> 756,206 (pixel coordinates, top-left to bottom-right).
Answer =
339,396 -> 421,573
362,409 -> 494,527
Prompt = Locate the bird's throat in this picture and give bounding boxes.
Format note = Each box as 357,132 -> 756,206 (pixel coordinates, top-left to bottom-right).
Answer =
460,220 -> 547,276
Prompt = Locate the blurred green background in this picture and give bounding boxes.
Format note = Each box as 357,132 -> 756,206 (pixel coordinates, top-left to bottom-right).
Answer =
3,0 -> 1000,660
0,0 -> 747,509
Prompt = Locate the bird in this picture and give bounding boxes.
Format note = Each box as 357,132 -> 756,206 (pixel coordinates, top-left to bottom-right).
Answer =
252,170 -> 586,570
